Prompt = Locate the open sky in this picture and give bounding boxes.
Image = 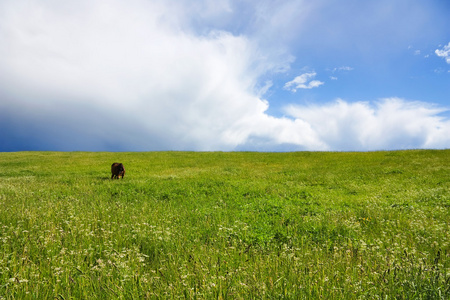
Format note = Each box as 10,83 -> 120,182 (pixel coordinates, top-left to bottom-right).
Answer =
1,0 -> 449,152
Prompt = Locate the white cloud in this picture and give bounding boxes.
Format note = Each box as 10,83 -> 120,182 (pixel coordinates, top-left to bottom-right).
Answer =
284,98 -> 450,151
0,0 -> 274,150
332,66 -> 354,72
435,42 -> 450,64
284,72 -> 324,92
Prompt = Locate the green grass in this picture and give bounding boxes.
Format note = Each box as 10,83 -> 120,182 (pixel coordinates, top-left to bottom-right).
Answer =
0,150 -> 449,299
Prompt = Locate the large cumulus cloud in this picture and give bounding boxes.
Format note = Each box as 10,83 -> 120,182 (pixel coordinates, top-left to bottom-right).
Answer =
0,0 -> 272,150
285,98 -> 450,151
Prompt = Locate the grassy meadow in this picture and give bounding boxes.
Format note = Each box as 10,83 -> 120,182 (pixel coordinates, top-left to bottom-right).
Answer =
0,150 -> 449,299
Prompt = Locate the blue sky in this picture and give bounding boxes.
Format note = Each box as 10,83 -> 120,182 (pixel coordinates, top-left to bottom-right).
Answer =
0,0 -> 449,151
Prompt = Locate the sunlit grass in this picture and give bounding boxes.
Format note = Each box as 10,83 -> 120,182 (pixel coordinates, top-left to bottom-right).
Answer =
0,150 -> 449,299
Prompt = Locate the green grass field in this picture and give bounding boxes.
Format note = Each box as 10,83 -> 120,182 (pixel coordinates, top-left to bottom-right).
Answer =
0,150 -> 449,299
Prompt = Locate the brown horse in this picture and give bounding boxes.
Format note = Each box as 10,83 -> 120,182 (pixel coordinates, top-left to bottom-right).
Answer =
111,163 -> 125,179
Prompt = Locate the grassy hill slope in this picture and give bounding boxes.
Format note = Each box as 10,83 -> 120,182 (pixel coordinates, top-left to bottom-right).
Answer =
0,150 -> 449,299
